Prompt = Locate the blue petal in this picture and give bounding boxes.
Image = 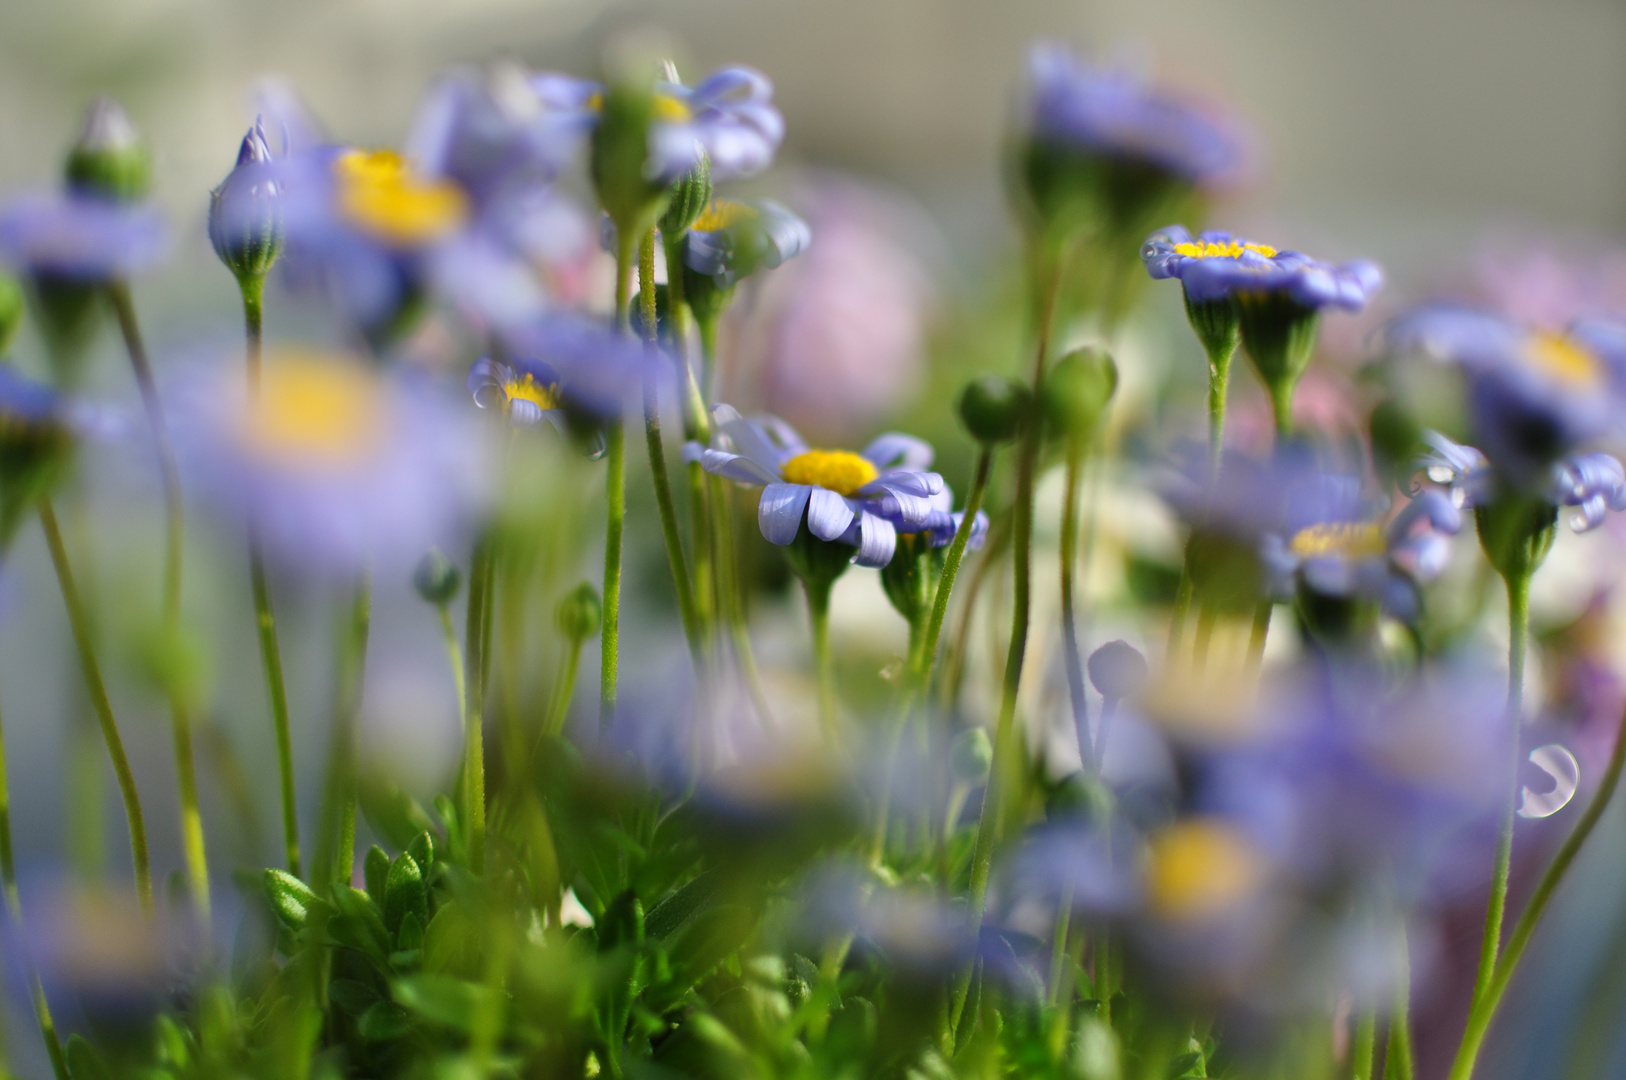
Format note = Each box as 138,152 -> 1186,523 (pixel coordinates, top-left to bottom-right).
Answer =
852,511 -> 896,568
758,482 -> 811,546
806,487 -> 857,541
862,433 -> 934,472
702,447 -> 779,485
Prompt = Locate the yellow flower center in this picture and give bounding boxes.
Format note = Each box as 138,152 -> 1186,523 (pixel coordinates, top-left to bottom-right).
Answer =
585,91 -> 692,123
1172,240 -> 1278,260
240,352 -> 384,467
692,199 -> 757,233
333,149 -> 468,246
781,449 -> 878,497
1145,819 -> 1262,923
1289,521 -> 1385,560
503,373 -> 561,411
1523,332 -> 1602,388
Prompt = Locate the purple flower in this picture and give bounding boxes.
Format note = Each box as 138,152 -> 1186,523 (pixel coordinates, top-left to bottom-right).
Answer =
496,312 -> 669,420
693,406 -> 945,568
1388,304 -> 1626,484
208,120 -> 283,282
683,197 -> 810,288
0,365 -> 78,546
170,349 -> 492,577
645,67 -> 784,182
1025,43 -> 1241,185
466,356 -> 566,431
886,482 -> 988,551
0,192 -> 166,281
1416,429 -> 1626,534
1143,226 -> 1382,311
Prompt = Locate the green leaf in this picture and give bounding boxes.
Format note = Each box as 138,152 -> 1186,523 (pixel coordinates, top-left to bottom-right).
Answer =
364,845 -> 390,906
392,974 -> 500,1033
407,830 -> 436,874
329,978 -> 382,1016
383,852 -> 428,934
327,886 -> 390,961
397,910 -> 425,951
357,1000 -> 412,1042
359,774 -> 437,851
65,1034 -> 113,1080
597,889 -> 644,953
263,868 -> 321,931
645,869 -> 719,940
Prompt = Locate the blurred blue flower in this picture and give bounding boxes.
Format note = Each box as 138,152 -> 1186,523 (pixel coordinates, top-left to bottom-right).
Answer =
693,406 -> 945,568
645,67 -> 784,183
1025,43 -> 1240,185
467,356 -> 566,431
498,312 -> 669,419
208,119 -> 283,282
1143,226 -> 1382,311
0,191 -> 166,281
0,365 -> 80,546
1389,304 -> 1626,485
170,348 -> 492,577
683,197 -> 810,288
885,481 -> 988,551
1416,429 -> 1626,534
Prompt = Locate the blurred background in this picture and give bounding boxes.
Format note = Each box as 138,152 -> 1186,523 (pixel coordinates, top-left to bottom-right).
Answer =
1,0 -> 1625,1077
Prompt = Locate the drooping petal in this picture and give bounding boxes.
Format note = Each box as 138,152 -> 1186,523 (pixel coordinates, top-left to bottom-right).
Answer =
852,510 -> 897,568
757,482 -> 811,546
805,487 -> 857,541
713,404 -> 791,475
700,447 -> 780,486
862,433 -> 934,472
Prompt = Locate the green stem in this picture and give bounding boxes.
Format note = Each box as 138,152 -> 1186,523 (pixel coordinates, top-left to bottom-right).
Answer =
1270,380 -> 1296,439
638,231 -> 704,661
315,575 -> 371,892
1447,623 -> 1626,1080
600,229 -> 635,732
1206,343 -> 1234,472
710,475 -> 775,729
438,605 -> 467,735
170,699 -> 209,920
541,638 -> 585,740
665,231 -> 715,634
1387,927 -> 1415,1080
919,449 -> 994,683
1351,1009 -> 1376,1080
1246,599 -> 1274,675
696,314 -> 721,403
805,579 -> 836,743
464,537 -> 494,875
39,498 -> 151,915
1060,438 -> 1089,766
240,275 -> 300,879
953,238 -> 1063,1035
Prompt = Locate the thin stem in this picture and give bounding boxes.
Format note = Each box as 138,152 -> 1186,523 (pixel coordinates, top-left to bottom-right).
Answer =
696,314 -> 721,403
39,498 -> 151,914
1387,927 -> 1415,1080
541,638 -> 585,740
710,475 -> 775,729
1270,381 -> 1296,439
438,605 -> 467,735
600,228 -> 635,732
1447,632 -> 1626,1080
1351,1009 -> 1376,1080
639,231 -> 704,661
1467,571 -> 1529,1015
464,537 -> 494,875
1060,438 -> 1089,768
954,237 -> 1063,1035
664,231 -> 716,635
1206,343 -> 1234,472
170,700 -> 209,920
315,575 -> 371,892
806,579 -> 837,742
920,450 -> 995,684
1245,600 -> 1274,675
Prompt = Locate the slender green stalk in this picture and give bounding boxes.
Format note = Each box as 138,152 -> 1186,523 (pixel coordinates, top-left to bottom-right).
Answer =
315,575 -> 371,892
1192,605 -> 1217,671
600,229 -> 635,732
697,314 -> 721,402
1206,342 -> 1234,471
638,231 -> 704,660
1270,382 -> 1296,439
39,498 -> 152,915
1167,561 -> 1195,659
710,476 -> 775,728
464,537 -> 494,875
1059,439 -> 1089,765
953,238 -> 1063,1035
1447,647 -> 1626,1080
0,677 -> 71,1080
1467,571 -> 1529,1017
664,231 -> 716,633
805,579 -> 837,743
169,700 -> 209,920
438,605 -> 468,735
1350,1009 -> 1376,1080
1387,928 -> 1415,1080
920,449 -> 994,682
541,638 -> 585,740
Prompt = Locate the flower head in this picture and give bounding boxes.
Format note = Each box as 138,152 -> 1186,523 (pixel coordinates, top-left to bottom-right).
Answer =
1388,304 -> 1626,484
693,406 -> 945,568
171,349 -> 491,576
466,356 -> 565,430
643,67 -> 784,183
682,197 -> 810,289
1415,430 -> 1626,534
1143,226 -> 1382,311
0,192 -> 167,281
209,119 -> 283,283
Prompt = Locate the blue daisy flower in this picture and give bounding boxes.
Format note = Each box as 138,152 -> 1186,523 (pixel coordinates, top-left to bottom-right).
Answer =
644,67 -> 784,183
682,197 -> 810,288
694,406 -> 945,568
1416,430 -> 1626,535
1143,226 -> 1382,311
0,192 -> 167,281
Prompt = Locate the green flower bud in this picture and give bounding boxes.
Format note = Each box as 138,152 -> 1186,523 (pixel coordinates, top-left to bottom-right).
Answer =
590,80 -> 672,238
1475,493 -> 1558,585
658,153 -> 712,237
957,374 -> 1029,445
682,262 -> 733,327
555,582 -> 603,642
1043,346 -> 1118,441
1183,294 -> 1240,371
950,727 -> 993,784
64,98 -> 150,203
880,532 -> 937,626
0,272 -> 24,357
412,549 -> 461,606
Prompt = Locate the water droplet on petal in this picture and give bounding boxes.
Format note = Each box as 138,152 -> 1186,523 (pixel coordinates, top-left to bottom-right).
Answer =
1426,466 -> 1453,484
1518,743 -> 1579,819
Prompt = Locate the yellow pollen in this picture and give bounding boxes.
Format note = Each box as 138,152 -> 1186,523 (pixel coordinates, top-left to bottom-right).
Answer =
781,449 -> 878,497
1289,521 -> 1385,560
653,93 -> 692,123
240,352 -> 384,467
1524,332 -> 1602,388
503,373 -> 560,411
1173,240 -> 1278,260
692,199 -> 757,233
1145,819 -> 1263,923
333,149 -> 468,246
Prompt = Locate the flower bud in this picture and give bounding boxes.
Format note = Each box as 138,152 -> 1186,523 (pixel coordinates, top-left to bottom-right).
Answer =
412,549 -> 461,606
590,79 -> 672,236
209,122 -> 283,285
1043,347 -> 1118,441
957,374 -> 1029,445
64,98 -> 150,203
658,153 -> 712,237
0,271 -> 23,357
950,727 -> 993,784
1183,294 -> 1240,369
555,582 -> 603,642
1086,640 -> 1148,703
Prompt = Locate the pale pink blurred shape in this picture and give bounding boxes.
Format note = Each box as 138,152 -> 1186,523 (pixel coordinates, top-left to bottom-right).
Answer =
739,176 -> 936,444
1472,239 -> 1626,330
